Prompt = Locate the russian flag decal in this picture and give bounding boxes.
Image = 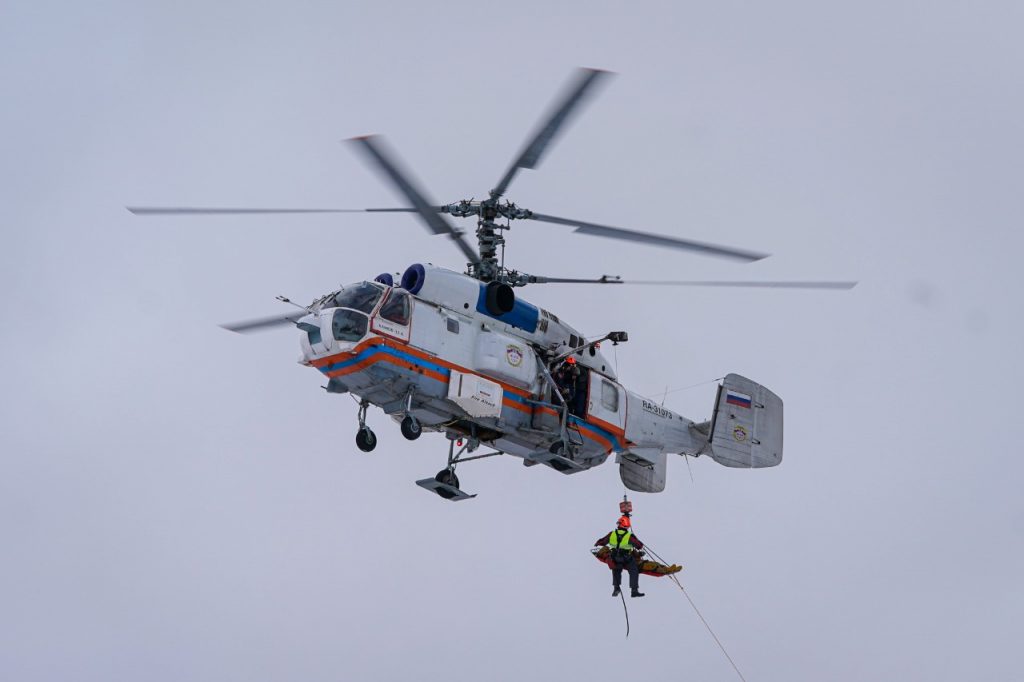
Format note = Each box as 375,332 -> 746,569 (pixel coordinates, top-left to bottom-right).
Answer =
725,390 -> 752,408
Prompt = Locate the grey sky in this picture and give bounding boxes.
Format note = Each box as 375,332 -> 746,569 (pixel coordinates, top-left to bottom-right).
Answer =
3,1 -> 1022,680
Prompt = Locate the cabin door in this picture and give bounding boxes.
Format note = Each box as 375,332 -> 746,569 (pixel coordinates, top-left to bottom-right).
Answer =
587,373 -> 625,433
371,289 -> 412,342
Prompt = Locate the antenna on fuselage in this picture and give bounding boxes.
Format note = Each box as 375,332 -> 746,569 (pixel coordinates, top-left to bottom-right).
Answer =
276,295 -> 312,313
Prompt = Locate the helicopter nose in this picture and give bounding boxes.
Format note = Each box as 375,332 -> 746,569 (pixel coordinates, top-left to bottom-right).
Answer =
296,312 -> 327,361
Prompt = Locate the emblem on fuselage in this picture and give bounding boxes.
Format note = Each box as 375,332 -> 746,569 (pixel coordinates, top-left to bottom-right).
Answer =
506,344 -> 524,367
732,424 -> 749,442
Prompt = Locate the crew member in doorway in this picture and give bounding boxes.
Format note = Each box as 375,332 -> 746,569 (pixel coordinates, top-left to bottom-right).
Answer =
595,516 -> 645,598
572,359 -> 589,417
553,356 -> 581,414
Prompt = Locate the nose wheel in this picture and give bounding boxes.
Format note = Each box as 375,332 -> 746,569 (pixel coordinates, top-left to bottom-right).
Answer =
354,400 -> 377,452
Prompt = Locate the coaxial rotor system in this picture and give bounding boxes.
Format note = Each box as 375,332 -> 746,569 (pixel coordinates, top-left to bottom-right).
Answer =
129,68 -> 855,292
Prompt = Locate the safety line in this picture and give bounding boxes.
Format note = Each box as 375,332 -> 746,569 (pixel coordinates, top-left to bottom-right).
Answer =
619,590 -> 630,638
644,544 -> 747,682
672,574 -> 746,682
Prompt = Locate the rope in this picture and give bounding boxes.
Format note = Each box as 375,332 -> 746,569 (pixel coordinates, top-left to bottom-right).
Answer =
643,544 -> 748,682
672,574 -> 746,682
619,589 -> 630,638
644,376 -> 724,401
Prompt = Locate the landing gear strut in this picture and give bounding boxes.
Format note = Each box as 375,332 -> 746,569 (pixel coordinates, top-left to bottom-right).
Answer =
415,434 -> 503,501
431,437 -> 467,499
399,387 -> 422,440
355,400 -> 377,452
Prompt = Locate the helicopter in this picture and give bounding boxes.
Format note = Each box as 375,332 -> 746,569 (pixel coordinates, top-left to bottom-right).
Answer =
130,68 -> 855,501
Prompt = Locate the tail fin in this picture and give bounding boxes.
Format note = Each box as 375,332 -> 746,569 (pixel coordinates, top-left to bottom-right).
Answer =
705,373 -> 783,468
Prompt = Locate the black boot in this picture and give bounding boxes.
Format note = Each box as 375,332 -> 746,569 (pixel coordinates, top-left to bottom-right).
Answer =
631,589 -> 645,598
612,586 -> 621,597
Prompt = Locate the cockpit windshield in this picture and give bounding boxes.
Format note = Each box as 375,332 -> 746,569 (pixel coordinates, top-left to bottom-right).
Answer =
329,282 -> 383,314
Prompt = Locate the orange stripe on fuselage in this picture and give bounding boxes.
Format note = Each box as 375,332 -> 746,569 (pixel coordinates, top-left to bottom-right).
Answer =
588,414 -> 626,439
579,427 -> 614,452
326,351 -> 448,384
314,336 -> 534,413
310,337 -> 383,369
536,405 -> 618,453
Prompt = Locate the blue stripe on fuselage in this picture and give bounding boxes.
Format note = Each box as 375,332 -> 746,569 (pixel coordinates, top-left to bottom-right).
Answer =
319,344 -> 451,377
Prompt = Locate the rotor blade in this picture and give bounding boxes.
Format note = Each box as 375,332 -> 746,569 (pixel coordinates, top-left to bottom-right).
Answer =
529,212 -> 769,262
626,280 -> 857,289
127,207 -> 422,216
492,68 -> 613,198
220,311 -> 308,334
532,275 -> 857,289
348,136 -> 480,264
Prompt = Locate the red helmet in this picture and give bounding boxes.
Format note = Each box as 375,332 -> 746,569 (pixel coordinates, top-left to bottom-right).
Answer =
617,516 -> 631,529
566,356 -> 577,365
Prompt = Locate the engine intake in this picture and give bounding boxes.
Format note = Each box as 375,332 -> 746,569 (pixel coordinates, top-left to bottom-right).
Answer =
400,263 -> 426,294
484,281 -> 515,316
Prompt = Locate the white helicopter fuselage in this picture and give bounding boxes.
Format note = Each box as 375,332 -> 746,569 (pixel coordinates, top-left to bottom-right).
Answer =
297,264 -> 783,493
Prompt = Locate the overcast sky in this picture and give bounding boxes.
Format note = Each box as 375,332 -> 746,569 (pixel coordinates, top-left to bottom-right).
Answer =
3,1 -> 1023,680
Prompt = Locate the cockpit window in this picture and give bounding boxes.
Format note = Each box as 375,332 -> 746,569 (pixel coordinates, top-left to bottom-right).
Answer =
331,309 -> 368,342
379,290 -> 410,325
298,322 -> 322,346
330,282 -> 383,314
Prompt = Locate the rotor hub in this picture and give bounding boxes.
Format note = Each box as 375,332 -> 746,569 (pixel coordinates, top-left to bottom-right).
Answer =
441,199 -> 536,284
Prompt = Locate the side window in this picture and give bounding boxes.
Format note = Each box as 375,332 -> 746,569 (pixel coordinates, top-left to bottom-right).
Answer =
380,291 -> 410,325
332,309 -> 367,342
298,322 -> 322,346
601,380 -> 619,412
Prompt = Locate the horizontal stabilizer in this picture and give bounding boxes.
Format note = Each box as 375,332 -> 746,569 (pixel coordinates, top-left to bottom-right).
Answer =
707,374 -> 783,468
618,451 -> 667,492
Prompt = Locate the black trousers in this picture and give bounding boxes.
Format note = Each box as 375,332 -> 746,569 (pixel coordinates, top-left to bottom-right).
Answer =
611,555 -> 640,590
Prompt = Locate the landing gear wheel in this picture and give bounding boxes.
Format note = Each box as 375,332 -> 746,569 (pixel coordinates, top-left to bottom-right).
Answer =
549,440 -> 568,457
434,468 -> 460,489
400,415 -> 422,441
355,427 -> 377,452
